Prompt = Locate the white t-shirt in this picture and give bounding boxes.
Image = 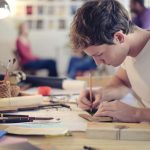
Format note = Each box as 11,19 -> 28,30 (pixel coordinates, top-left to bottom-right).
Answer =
121,39 -> 150,107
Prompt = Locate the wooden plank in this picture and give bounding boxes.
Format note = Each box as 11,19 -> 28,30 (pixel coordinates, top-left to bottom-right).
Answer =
87,122 -> 150,141
0,95 -> 43,107
87,122 -> 119,140
76,76 -> 113,87
121,128 -> 150,141
87,126 -> 118,140
0,125 -> 9,130
79,114 -> 113,122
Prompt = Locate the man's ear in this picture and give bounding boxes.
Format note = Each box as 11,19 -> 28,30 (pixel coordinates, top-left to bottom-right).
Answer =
113,31 -> 125,44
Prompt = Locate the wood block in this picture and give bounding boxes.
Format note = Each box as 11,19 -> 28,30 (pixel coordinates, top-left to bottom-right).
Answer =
87,126 -> 118,140
76,76 -> 113,87
0,107 -> 18,113
0,95 -> 43,108
0,125 -> 9,130
87,122 -> 150,141
87,122 -> 118,139
79,113 -> 113,122
121,128 -> 150,141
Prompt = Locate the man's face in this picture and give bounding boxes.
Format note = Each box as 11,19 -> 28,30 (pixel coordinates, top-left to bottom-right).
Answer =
84,43 -> 129,67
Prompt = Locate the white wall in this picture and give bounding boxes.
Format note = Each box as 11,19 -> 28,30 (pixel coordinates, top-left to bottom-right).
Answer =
0,19 -> 16,64
29,30 -> 72,75
0,18 -> 72,75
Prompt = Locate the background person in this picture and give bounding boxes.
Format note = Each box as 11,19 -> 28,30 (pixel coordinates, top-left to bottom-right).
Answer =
16,22 -> 58,77
130,0 -> 150,29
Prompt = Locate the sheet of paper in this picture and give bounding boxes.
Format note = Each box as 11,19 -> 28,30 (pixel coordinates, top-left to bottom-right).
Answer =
5,104 -> 87,132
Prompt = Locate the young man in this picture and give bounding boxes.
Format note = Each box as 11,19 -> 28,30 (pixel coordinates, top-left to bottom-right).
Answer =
130,0 -> 150,29
70,0 -> 150,122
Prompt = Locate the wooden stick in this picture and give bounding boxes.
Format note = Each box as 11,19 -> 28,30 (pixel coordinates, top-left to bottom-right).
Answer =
4,59 -> 11,82
89,72 -> 93,112
11,58 -> 16,73
89,72 -> 92,103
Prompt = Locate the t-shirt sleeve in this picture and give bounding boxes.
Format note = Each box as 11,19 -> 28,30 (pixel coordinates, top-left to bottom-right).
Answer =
121,61 -> 126,70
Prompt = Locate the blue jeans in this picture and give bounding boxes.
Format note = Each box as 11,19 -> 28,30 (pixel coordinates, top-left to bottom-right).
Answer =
67,56 -> 97,79
23,59 -> 58,77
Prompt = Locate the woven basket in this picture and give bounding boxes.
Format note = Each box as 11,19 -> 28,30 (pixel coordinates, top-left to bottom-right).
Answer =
0,81 -> 11,98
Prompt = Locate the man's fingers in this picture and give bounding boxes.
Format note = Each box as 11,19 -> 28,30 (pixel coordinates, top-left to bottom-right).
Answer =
92,100 -> 100,109
99,101 -> 118,111
77,96 -> 92,110
94,110 -> 115,118
92,94 -> 101,108
80,104 -> 90,110
81,97 -> 92,106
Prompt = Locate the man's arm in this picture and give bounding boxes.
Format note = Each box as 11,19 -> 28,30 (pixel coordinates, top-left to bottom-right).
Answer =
94,68 -> 150,122
101,67 -> 131,101
78,67 -> 132,110
137,108 -> 150,122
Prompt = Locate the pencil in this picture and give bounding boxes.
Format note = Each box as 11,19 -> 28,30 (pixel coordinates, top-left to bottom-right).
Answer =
89,72 -> 92,112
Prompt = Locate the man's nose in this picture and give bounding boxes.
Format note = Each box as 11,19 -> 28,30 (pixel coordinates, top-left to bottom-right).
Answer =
93,56 -> 103,65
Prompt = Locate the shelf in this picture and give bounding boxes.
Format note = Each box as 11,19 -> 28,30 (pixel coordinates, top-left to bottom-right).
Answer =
12,0 -> 84,31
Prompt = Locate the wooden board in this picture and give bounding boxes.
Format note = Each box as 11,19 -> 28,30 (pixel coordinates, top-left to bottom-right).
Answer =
121,128 -> 150,141
79,113 -> 113,122
0,125 -> 68,136
0,95 -> 43,107
87,122 -> 150,141
76,76 -> 113,87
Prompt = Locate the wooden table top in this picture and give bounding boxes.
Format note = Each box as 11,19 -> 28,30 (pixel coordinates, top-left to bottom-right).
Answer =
26,131 -> 150,150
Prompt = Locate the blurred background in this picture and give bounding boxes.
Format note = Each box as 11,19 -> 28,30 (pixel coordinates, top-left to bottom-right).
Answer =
0,0 -> 150,79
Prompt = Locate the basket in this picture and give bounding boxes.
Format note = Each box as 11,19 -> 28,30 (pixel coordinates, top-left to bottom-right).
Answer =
0,81 -> 11,98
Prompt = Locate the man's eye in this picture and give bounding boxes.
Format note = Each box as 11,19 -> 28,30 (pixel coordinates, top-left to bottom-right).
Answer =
98,53 -> 102,56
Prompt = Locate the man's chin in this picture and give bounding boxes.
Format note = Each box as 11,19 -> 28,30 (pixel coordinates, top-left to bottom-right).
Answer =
111,63 -> 120,67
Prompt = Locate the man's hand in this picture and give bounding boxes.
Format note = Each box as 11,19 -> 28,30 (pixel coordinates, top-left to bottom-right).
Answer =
77,87 -> 120,111
94,100 -> 140,123
77,89 -> 102,110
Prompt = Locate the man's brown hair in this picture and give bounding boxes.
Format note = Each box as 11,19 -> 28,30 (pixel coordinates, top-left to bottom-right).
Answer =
70,0 -> 134,50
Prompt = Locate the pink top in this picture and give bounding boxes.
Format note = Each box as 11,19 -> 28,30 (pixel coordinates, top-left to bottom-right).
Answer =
16,38 -> 39,65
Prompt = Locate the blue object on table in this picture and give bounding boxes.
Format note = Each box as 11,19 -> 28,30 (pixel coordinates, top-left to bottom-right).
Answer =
0,130 -> 7,138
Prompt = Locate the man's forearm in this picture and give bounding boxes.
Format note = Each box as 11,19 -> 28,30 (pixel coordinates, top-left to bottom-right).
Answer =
102,76 -> 130,101
137,108 -> 150,122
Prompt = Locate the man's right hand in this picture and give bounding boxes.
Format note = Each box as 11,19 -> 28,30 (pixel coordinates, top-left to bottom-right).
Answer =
77,88 -> 103,111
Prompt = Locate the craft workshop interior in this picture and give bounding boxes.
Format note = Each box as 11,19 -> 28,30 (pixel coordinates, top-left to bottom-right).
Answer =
0,0 -> 150,149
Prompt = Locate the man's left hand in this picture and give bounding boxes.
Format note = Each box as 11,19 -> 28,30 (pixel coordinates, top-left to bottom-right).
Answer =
94,100 -> 140,122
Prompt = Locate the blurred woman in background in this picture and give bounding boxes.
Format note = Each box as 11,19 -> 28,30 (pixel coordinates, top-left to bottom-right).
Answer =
16,22 -> 58,77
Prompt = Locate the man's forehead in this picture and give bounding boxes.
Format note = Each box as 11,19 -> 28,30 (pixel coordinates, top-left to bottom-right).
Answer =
84,46 -> 101,56
85,45 -> 106,52
84,46 -> 95,54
